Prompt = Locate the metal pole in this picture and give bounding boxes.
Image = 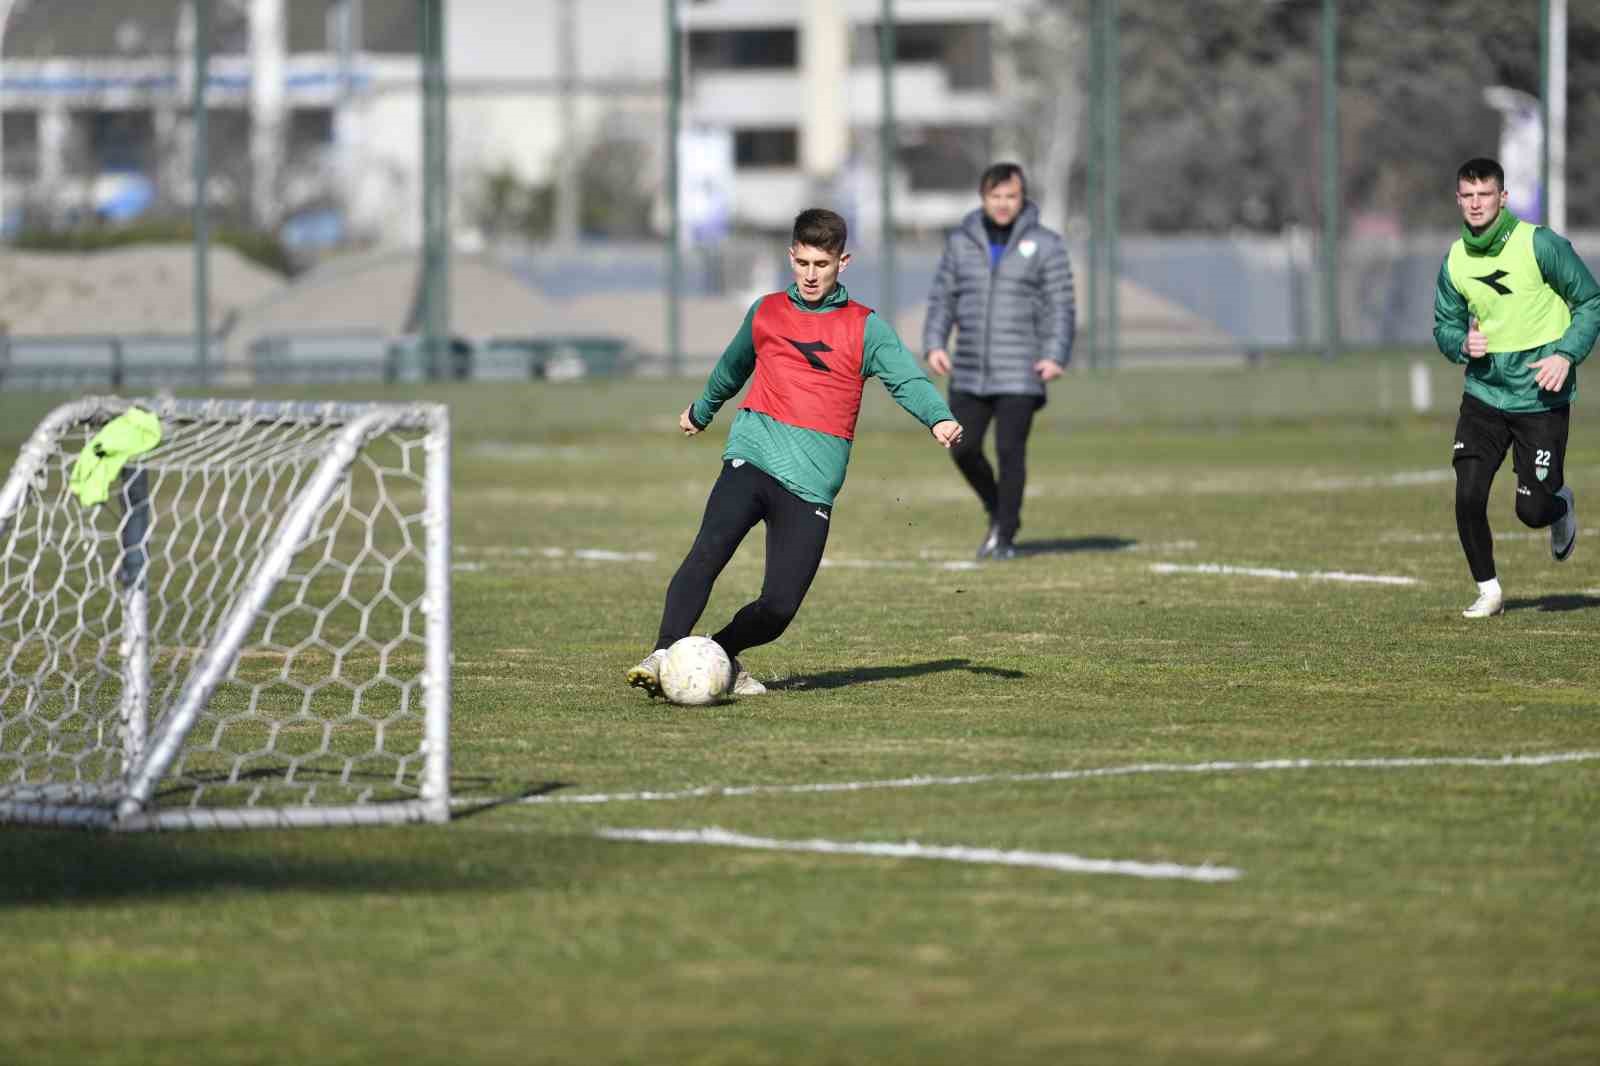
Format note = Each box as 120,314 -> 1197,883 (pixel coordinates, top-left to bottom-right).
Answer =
0,0 -> 16,238
193,0 -> 212,385
1547,0 -> 1566,232
420,405 -> 452,823
665,0 -> 682,375
1320,0 -> 1339,362
1085,0 -> 1102,370
1103,0 -> 1118,370
555,0 -> 579,244
249,0 -> 286,229
420,0 -> 449,380
878,0 -> 896,325
1538,0 -> 1550,224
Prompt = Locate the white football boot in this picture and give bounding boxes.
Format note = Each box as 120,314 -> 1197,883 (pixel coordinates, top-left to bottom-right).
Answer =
1551,485 -> 1578,562
626,649 -> 666,697
1461,587 -> 1504,619
729,658 -> 767,696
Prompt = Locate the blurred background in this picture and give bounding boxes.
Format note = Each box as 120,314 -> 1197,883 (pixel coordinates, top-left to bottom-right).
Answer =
0,0 -> 1595,389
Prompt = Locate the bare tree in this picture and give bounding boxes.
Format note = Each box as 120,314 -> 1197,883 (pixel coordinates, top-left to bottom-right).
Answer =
991,0 -> 1088,232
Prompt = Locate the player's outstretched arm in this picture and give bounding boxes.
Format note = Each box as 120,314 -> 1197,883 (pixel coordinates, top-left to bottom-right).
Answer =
686,300 -> 763,431
862,312 -> 959,433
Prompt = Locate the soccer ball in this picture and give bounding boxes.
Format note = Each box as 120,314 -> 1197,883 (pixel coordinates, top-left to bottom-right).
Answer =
658,636 -> 732,706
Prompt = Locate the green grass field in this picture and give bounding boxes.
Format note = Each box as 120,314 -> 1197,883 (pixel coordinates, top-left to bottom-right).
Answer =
2,362 -> 1598,1065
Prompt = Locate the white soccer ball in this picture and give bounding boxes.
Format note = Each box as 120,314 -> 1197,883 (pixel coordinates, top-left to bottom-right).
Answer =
658,636 -> 732,706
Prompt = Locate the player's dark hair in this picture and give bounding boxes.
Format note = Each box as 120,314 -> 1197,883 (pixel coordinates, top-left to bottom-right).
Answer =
791,208 -> 848,254
979,162 -> 1027,197
1457,157 -> 1504,189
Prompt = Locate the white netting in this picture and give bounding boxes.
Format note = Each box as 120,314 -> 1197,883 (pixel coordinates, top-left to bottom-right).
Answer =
0,397 -> 451,829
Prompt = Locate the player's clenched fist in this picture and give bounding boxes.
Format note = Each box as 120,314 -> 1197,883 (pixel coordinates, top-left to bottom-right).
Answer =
1465,319 -> 1488,359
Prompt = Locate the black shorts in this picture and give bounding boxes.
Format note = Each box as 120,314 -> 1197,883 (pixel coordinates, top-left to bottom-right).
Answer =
1451,393 -> 1570,496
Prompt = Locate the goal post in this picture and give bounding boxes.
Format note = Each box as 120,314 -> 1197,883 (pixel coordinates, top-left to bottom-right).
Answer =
0,396 -> 452,830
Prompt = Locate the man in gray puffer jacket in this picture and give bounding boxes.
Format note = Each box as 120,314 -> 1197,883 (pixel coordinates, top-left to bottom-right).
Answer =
923,162 -> 1076,559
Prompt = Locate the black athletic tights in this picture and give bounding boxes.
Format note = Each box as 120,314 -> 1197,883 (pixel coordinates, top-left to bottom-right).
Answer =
655,460 -> 831,657
1452,394 -> 1570,582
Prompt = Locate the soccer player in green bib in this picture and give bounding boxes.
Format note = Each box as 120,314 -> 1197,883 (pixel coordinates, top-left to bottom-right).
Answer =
1433,157 -> 1600,619
627,208 -> 964,697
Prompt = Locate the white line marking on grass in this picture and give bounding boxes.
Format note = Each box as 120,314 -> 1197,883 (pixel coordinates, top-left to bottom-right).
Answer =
470,751 -> 1599,809
1306,469 -> 1454,490
1132,539 -> 1200,552
1380,528 -> 1597,545
458,541 -> 1197,574
572,548 -> 657,562
596,827 -> 1241,882
456,545 -> 657,561
1150,562 -> 1419,586
820,558 -> 983,572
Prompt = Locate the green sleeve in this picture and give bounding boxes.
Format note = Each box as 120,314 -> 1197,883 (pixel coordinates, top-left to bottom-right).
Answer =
862,312 -> 956,427
688,300 -> 760,428
1534,227 -> 1600,366
1432,256 -> 1470,365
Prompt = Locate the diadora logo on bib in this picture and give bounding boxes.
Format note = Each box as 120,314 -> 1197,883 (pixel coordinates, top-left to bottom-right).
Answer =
1473,269 -> 1513,295
782,337 -> 834,373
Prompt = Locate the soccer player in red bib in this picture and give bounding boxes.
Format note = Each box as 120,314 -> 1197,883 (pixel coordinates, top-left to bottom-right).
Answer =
628,208 -> 963,697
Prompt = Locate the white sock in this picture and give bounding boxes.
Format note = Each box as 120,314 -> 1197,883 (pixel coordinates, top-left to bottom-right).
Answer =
1477,577 -> 1502,596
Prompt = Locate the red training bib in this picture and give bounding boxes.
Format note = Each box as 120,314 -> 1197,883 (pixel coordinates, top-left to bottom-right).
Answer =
743,293 -> 873,440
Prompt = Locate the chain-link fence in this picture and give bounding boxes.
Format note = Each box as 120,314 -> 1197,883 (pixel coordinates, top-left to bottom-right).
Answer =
2,1 -> 1595,388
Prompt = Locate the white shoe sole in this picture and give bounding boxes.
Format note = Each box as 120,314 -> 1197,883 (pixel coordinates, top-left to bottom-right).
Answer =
731,675 -> 768,696
627,662 -> 663,697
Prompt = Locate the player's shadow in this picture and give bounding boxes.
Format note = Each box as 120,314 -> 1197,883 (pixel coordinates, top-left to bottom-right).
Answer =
1012,535 -> 1136,557
1503,593 -> 1600,614
770,657 -> 1024,692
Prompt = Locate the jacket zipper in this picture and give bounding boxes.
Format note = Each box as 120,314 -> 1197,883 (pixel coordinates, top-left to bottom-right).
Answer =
976,226 -> 999,393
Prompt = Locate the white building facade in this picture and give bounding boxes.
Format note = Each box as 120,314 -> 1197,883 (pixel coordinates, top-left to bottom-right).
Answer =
0,0 -> 1002,246
682,0 -> 1001,235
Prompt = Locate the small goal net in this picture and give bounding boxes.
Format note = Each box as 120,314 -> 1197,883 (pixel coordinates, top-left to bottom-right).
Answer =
0,396 -> 451,830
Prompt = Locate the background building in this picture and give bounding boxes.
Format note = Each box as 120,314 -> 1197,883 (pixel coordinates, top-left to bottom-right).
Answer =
1,1 -> 1595,365
0,0 -> 1002,248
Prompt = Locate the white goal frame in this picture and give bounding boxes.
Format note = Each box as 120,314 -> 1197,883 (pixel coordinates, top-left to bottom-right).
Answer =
0,396 -> 451,830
